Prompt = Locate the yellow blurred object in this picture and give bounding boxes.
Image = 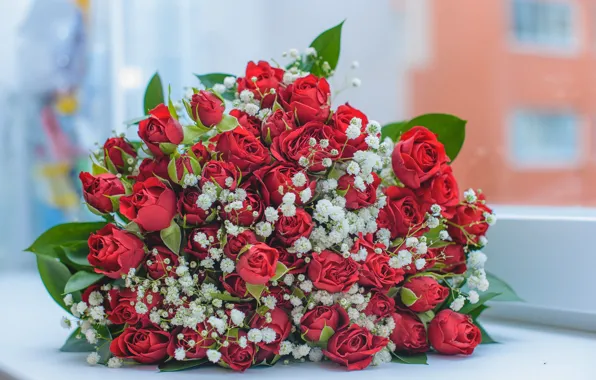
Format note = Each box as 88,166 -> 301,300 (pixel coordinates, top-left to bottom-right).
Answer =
39,162 -> 79,209
74,0 -> 90,13
55,93 -> 79,115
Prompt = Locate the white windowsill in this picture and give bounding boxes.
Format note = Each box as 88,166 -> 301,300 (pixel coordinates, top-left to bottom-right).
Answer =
0,274 -> 595,380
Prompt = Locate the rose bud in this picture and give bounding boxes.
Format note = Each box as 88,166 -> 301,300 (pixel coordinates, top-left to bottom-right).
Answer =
448,202 -> 493,245
110,326 -> 170,364
428,310 -> 482,355
221,273 -> 248,298
167,323 -> 215,360
363,290 -> 396,318
300,304 -> 350,342
200,160 -> 240,191
391,126 -> 449,189
211,127 -> 270,175
145,246 -> 179,279
438,244 -> 467,274
190,90 -> 224,127
274,207 -> 313,246
185,224 -> 221,260
236,243 -> 279,285
107,288 -> 161,326
87,224 -> 145,279
236,60 -> 284,108
219,189 -> 264,227
390,312 -> 430,354
177,187 -> 210,226
189,141 -> 211,165
230,109 -> 261,137
171,154 -> 200,184
250,308 -> 291,354
119,177 -> 176,232
138,104 -> 183,156
337,172 -> 381,210
417,165 -> 459,218
79,172 -> 125,213
308,250 -> 360,293
219,330 -> 256,372
253,163 -> 315,207
261,109 -> 296,143
224,230 -> 258,261
323,325 -> 389,371
401,276 -> 449,313
103,137 -> 137,172
135,156 -> 169,182
280,74 -> 331,125
377,186 -> 425,240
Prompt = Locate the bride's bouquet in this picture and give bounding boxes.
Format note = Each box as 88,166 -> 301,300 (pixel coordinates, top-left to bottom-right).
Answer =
27,21 -> 519,372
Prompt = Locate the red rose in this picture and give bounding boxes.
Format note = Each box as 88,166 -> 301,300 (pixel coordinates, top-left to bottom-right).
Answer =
219,189 -> 263,226
138,104 -> 183,156
236,243 -> 279,285
363,290 -> 395,318
211,127 -> 270,175
221,273 -> 248,298
273,241 -> 307,274
103,137 -> 137,172
173,154 -> 200,182
417,165 -> 459,218
428,310 -> 481,355
332,103 -> 369,155
253,163 -> 315,207
110,326 -> 170,364
177,187 -> 210,226
390,312 -> 429,354
271,121 -> 344,172
81,284 -> 102,305
402,276 -> 449,312
135,156 -> 169,182
391,126 -> 448,189
167,324 -> 215,360
219,330 -> 255,372
323,325 -> 388,371
189,142 -> 211,165
265,286 -> 293,310
261,109 -> 296,143
358,250 -> 404,291
79,172 -> 124,213
274,207 -> 313,246
119,177 -> 176,232
87,224 -> 145,279
437,244 -> 467,274
145,246 -> 179,279
230,109 -> 261,137
281,74 -> 331,124
250,308 -> 291,353
190,90 -> 224,126
377,186 -> 425,240
236,61 -> 284,108
224,230 -> 257,260
107,288 -> 161,326
448,202 -> 493,245
300,304 -> 350,342
308,250 -> 360,293
185,224 -> 221,260
200,160 -> 240,191
337,173 -> 381,210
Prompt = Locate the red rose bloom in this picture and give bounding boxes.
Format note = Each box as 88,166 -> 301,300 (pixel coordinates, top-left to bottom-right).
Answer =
110,326 -> 170,364
363,290 -> 396,318
250,308 -> 291,353
230,109 -> 261,137
377,186 -> 425,239
274,207 -> 313,246
448,202 -> 493,245
265,286 -> 293,310
358,250 -> 404,291
221,273 -> 248,298
337,173 -> 381,210
219,330 -> 256,372
185,224 -> 221,260
428,310 -> 482,355
308,250 -> 360,293
273,241 -> 307,274
323,325 -> 388,371
135,156 -> 169,182
211,127 -> 270,175
145,246 -> 179,279
391,126 -> 448,189
236,61 -> 284,108
417,165 -> 459,218
300,304 -> 350,342
173,154 -> 200,182
261,109 -> 296,143
332,103 -> 369,155
167,324 -> 215,360
281,74 -> 331,124
87,224 -> 145,279
119,177 -> 176,232
200,160 -> 240,191
219,189 -> 263,227
190,90 -> 224,126
390,312 -> 430,354
402,276 -> 449,313
271,121 -> 344,172
103,137 -> 136,172
79,172 -> 124,213
236,243 -> 279,285
189,142 -> 211,165
107,288 -> 162,326
177,187 -> 210,226
437,244 -> 467,274
253,163 -> 315,207
224,230 -> 258,261
138,104 -> 183,156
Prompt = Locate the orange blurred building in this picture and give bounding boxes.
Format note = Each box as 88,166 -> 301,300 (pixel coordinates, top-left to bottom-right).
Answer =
402,0 -> 596,206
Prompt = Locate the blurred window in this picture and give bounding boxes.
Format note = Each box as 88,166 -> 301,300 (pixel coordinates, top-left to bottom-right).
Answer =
512,0 -> 574,48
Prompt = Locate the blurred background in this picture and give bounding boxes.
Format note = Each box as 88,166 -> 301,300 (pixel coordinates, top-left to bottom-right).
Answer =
1,0 -> 593,272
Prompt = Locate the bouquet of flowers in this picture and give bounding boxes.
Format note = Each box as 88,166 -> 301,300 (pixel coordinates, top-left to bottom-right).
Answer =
27,21 -> 519,372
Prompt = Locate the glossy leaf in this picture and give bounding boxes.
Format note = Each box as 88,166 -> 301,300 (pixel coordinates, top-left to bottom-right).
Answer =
160,220 -> 182,254
400,287 -> 418,307
246,283 -> 266,300
216,114 -> 239,133
60,328 -> 95,352
62,241 -> 90,267
486,271 -> 523,302
272,262 -> 289,282
381,121 -> 407,142
309,20 -> 345,77
194,73 -> 235,101
391,352 -> 428,365
319,325 -> 335,343
37,255 -> 72,313
477,321 -> 498,344
144,72 -> 164,114
64,271 -> 104,294
159,359 -> 208,372
25,222 -> 106,258
459,292 -> 501,315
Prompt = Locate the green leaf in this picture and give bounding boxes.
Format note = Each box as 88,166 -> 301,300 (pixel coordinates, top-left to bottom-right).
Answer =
97,339 -> 112,365
183,123 -> 212,145
468,304 -> 489,320
144,72 -> 164,114
91,161 -> 109,175
387,287 -> 399,298
381,121 -> 408,142
216,114 -> 239,133
400,287 -> 418,307
309,20 -> 345,77
476,321 -> 498,344
61,328 -> 95,352
167,157 -> 180,184
391,352 -> 428,365
64,271 -> 104,294
159,142 -> 177,155
195,73 -> 234,89
210,292 -> 242,302
123,116 -> 146,126
167,84 -> 179,120
37,255 -> 72,314
272,262 -> 289,282
486,272 -> 522,302
62,241 -> 90,267
160,220 -> 182,254
246,283 -> 266,300
459,292 -> 501,315
26,222 -> 106,258
159,359 -> 208,372
319,325 -> 335,343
